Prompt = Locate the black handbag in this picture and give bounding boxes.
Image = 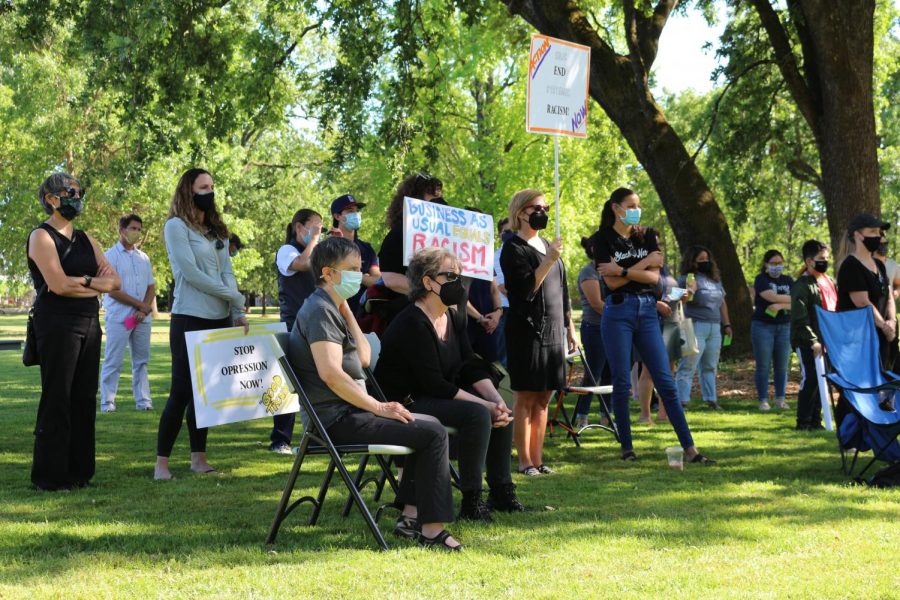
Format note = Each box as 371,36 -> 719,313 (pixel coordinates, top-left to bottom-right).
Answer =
23,228 -> 74,367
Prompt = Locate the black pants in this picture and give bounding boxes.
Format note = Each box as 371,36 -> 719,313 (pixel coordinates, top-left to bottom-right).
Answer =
328,411 -> 454,524
270,413 -> 296,447
156,314 -> 232,457
411,397 -> 513,492
32,311 -> 101,490
796,345 -> 824,428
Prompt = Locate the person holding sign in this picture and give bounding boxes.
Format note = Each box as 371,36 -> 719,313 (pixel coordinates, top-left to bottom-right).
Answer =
376,248 -> 521,521
269,208 -> 322,455
591,188 -> 714,465
289,237 -> 462,550
154,168 -> 248,481
500,189 -> 576,476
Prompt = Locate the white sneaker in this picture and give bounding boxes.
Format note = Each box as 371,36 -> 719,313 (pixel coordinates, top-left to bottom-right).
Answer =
136,403 -> 154,411
774,399 -> 789,409
759,401 -> 771,412
100,404 -> 116,413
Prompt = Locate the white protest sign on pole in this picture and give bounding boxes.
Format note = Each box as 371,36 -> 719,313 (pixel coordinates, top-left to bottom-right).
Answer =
526,33 -> 591,239
187,322 -> 299,428
402,197 -> 494,281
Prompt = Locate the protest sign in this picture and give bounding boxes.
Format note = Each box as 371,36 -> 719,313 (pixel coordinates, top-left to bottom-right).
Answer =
187,322 -> 299,428
402,197 -> 494,281
526,34 -> 591,137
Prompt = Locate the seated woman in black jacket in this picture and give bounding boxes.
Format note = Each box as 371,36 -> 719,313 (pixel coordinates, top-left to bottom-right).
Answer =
375,247 -> 523,520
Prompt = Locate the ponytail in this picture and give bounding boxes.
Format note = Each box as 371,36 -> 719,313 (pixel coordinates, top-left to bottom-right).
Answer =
285,208 -> 322,245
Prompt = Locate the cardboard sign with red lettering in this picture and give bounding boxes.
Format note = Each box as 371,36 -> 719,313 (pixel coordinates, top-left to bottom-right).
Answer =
526,33 -> 591,137
402,197 -> 494,281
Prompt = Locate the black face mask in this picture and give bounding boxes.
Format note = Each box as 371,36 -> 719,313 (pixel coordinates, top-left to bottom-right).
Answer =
432,278 -> 467,307
878,242 -> 889,256
813,260 -> 829,273
193,191 -> 215,212
696,261 -> 712,274
56,196 -> 83,221
860,235 -> 882,253
527,210 -> 549,231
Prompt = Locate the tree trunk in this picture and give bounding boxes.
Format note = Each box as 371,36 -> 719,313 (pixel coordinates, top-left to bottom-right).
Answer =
504,0 -> 753,352
802,0 -> 880,252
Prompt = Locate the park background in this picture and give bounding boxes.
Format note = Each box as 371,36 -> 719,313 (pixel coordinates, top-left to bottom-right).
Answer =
1,1 -> 899,597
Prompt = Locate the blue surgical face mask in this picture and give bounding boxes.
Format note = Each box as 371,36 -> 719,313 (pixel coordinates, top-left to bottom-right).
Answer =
767,264 -> 784,277
621,207 -> 641,226
333,270 -> 363,300
343,212 -> 362,230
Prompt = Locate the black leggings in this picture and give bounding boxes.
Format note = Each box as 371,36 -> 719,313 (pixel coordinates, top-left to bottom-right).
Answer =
156,314 -> 232,457
410,397 -> 513,491
328,411 -> 454,524
32,311 -> 101,490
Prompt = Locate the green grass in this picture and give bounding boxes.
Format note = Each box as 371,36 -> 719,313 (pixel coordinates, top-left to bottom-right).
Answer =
0,314 -> 897,599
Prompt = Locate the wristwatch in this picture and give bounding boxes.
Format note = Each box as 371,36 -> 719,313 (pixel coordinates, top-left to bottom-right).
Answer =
621,268 -> 629,278
82,275 -> 93,288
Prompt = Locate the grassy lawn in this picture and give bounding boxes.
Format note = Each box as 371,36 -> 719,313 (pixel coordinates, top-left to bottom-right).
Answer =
0,313 -> 897,599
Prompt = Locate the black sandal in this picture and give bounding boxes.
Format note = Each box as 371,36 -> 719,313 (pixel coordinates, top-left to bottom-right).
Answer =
418,529 -> 462,551
393,515 -> 420,539
621,450 -> 638,461
688,453 -> 717,465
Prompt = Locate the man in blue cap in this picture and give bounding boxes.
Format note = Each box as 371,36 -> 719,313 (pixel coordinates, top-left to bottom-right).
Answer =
330,194 -> 381,314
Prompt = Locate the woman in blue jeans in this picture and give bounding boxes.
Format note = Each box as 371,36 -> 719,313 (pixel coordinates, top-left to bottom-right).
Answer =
573,237 -> 608,429
676,246 -> 731,410
590,188 -> 715,464
751,249 -> 794,411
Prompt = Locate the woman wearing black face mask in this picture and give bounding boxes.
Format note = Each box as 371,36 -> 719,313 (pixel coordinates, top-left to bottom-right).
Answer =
500,189 -> 576,476
27,172 -> 121,490
154,168 -> 248,481
675,245 -> 730,410
837,213 -> 895,365
376,248 -> 521,524
790,240 -> 837,430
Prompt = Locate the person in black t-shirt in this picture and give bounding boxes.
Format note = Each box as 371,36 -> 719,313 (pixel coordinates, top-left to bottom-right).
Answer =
837,213 -> 896,363
590,187 -> 714,465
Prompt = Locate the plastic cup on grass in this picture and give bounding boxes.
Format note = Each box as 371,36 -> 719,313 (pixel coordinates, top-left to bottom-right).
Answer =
665,446 -> 684,471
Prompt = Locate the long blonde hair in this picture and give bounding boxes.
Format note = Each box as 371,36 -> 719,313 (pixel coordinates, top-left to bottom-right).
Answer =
167,168 -> 229,239
508,188 -> 544,232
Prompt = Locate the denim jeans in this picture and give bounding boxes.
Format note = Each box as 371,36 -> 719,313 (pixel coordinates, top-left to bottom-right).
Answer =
601,294 -> 695,452
676,320 -> 722,403
575,320 -> 607,417
751,320 -> 791,401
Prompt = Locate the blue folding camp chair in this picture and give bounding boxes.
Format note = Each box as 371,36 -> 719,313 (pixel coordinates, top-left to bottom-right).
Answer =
815,306 -> 900,480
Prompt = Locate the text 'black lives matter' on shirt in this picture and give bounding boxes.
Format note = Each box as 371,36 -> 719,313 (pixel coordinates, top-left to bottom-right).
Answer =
590,227 -> 659,296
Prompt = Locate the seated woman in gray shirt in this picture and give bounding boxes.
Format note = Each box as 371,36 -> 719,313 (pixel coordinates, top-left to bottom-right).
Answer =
289,237 -> 461,551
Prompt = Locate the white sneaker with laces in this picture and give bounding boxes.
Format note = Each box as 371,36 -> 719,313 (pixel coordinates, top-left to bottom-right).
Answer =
774,399 -> 789,409
759,401 -> 771,412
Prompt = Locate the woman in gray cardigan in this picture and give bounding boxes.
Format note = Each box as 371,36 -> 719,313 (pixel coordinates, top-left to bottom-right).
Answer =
153,168 -> 247,480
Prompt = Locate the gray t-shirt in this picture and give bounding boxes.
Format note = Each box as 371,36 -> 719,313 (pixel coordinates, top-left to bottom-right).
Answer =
288,288 -> 363,432
679,273 -> 725,323
577,263 -> 603,325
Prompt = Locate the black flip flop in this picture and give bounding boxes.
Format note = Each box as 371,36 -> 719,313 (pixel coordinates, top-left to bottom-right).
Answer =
688,453 -> 717,465
418,529 -> 462,551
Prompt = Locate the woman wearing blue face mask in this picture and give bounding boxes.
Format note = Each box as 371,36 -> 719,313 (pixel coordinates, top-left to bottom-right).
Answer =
329,195 -> 380,315
267,208 -> 322,455
289,237 -> 463,550
751,249 -> 795,411
591,188 -> 714,464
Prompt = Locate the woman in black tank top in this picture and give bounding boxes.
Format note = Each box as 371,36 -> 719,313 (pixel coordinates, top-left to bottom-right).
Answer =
26,172 -> 120,491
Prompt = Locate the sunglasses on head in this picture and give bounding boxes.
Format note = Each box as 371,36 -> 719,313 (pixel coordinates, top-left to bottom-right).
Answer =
57,187 -> 84,199
431,271 -> 460,282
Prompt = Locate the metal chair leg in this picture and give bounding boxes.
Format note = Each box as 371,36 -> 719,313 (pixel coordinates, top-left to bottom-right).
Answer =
342,454 -> 371,518
266,433 -> 311,545
309,459 -> 337,526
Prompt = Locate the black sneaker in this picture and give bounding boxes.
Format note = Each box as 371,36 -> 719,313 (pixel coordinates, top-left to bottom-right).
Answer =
458,490 -> 493,522
393,515 -> 420,539
487,482 -> 525,512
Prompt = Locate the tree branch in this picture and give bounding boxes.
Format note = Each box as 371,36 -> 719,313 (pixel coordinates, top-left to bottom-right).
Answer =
637,0 -> 678,69
786,157 -> 823,191
747,0 -> 820,135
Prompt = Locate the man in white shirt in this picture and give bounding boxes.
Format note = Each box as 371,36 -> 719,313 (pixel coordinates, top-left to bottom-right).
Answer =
100,214 -> 156,412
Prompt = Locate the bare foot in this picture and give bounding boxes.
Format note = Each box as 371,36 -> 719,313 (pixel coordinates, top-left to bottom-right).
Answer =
190,452 -> 217,474
154,457 -> 173,480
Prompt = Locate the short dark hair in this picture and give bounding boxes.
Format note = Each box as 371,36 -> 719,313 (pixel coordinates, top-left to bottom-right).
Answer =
310,236 -> 360,282
760,249 -> 784,274
119,214 -> 142,230
802,239 -> 828,261
37,172 -> 81,215
497,217 -> 509,234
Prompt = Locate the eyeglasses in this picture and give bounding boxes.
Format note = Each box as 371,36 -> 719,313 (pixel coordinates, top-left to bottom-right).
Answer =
57,187 -> 84,199
526,204 -> 550,213
432,271 -> 460,282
